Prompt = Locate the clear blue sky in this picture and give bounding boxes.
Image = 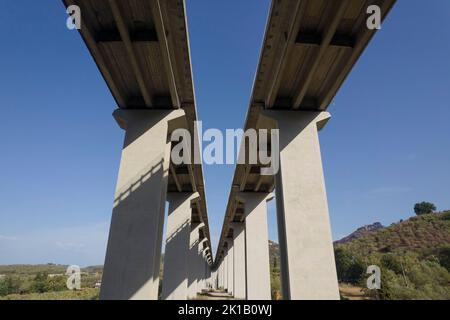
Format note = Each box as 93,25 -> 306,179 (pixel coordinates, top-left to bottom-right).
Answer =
0,1 -> 449,266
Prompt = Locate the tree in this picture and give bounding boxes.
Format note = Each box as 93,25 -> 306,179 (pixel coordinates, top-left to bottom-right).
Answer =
414,202 -> 436,216
437,245 -> 450,272
334,247 -> 365,284
0,276 -> 21,296
32,272 -> 49,293
46,275 -> 67,292
0,279 -> 8,296
381,254 -> 403,275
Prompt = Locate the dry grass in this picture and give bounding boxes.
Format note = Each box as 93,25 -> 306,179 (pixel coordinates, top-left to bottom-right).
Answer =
339,283 -> 370,300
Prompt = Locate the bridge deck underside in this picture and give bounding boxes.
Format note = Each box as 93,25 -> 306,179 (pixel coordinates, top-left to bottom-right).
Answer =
64,0 -> 211,255
215,0 -> 396,264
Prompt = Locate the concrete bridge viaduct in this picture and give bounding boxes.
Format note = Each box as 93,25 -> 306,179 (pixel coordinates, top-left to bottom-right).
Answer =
63,0 -> 395,300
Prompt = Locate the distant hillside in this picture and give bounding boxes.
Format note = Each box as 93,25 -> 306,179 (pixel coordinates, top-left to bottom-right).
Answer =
336,211 -> 450,256
0,264 -> 68,275
335,211 -> 450,300
334,222 -> 384,245
269,211 -> 450,300
0,264 -> 102,276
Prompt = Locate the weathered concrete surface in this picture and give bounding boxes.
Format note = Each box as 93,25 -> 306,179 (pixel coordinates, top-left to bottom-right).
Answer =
231,222 -> 246,299
226,240 -> 234,295
162,192 -> 199,300
262,110 -> 339,300
238,192 -> 271,300
187,223 -> 203,299
218,264 -> 223,289
100,109 -> 185,300
223,252 -> 228,291
197,239 -> 208,292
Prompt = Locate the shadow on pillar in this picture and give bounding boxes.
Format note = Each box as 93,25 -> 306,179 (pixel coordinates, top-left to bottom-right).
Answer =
187,236 -> 200,297
101,159 -> 165,300
101,109 -> 188,300
161,193 -> 194,300
231,222 -> 246,299
260,110 -> 339,300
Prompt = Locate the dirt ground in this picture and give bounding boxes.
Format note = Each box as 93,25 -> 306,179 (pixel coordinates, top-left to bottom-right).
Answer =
339,283 -> 370,300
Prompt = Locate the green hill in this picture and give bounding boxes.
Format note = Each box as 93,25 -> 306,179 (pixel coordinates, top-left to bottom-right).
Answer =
0,264 -> 103,276
268,211 -> 450,299
337,211 -> 450,256
334,211 -> 450,300
0,264 -> 102,299
0,264 -> 68,276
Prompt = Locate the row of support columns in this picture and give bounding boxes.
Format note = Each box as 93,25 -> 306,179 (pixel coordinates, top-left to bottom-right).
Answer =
100,107 -> 339,300
162,193 -> 210,300
213,110 -> 339,300
100,109 -> 212,300
213,193 -> 272,300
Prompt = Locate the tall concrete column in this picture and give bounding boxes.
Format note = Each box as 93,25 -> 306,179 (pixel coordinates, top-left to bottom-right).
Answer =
187,222 -> 203,299
162,192 -> 199,300
223,253 -> 228,291
261,110 -> 339,300
200,251 -> 206,290
209,266 -> 213,289
204,262 -> 211,290
219,263 -> 223,289
230,222 -> 246,299
226,240 -> 234,296
210,267 -> 212,288
100,109 -> 185,300
204,258 -> 209,289
217,265 -> 221,289
201,247 -> 209,290
210,269 -> 214,289
238,192 -> 272,300
216,269 -> 219,289
196,238 -> 207,292
204,263 -> 208,289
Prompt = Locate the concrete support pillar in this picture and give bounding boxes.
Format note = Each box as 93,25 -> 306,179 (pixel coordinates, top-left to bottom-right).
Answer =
100,109 -> 185,300
162,192 -> 199,300
210,269 -> 214,289
205,264 -> 210,289
218,267 -> 221,289
213,269 -> 218,289
218,262 -> 221,288
223,254 -> 228,291
238,192 -> 272,300
201,252 -> 206,290
217,265 -> 221,289
226,240 -> 234,296
219,263 -> 223,289
204,263 -> 208,289
230,222 -> 246,299
208,267 -> 212,289
205,260 -> 209,289
196,237 -> 207,292
262,110 -> 339,300
201,254 -> 207,290
202,249 -> 209,290
187,222 -> 203,299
